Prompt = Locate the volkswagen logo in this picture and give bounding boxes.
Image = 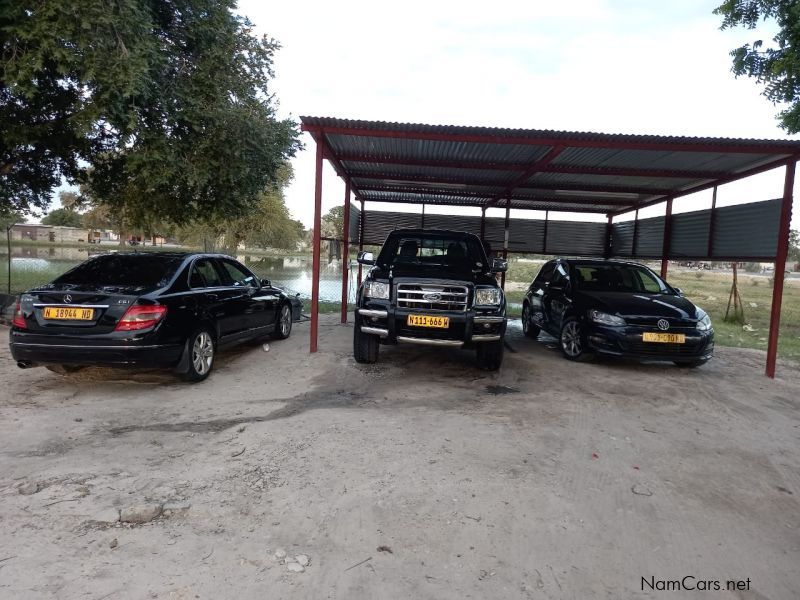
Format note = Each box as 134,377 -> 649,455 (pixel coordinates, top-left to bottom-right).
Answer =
63,294 -> 73,304
423,293 -> 442,302
657,319 -> 670,331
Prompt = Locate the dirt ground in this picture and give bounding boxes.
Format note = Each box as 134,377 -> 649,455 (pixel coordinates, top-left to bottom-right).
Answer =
1,316 -> 799,600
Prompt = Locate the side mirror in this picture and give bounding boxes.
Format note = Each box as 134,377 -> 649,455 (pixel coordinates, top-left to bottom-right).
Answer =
261,278 -> 271,288
357,251 -> 375,266
674,287 -> 683,296
490,257 -> 508,273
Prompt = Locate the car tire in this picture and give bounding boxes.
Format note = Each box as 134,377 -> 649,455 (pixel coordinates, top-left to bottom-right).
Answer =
674,359 -> 709,368
177,328 -> 215,382
274,303 -> 293,340
476,340 -> 504,371
521,303 -> 540,338
353,318 -> 379,364
559,317 -> 592,362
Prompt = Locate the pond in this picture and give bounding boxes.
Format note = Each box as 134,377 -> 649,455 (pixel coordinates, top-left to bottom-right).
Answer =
0,245 -> 356,301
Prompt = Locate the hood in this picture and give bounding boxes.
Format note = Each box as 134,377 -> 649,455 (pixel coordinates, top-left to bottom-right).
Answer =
574,290 -> 700,320
371,265 -> 498,286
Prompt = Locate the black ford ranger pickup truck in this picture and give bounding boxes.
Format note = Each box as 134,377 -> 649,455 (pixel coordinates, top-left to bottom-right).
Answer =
353,229 -> 508,370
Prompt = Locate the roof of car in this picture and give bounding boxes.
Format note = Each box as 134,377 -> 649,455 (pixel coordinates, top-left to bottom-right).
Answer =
87,251 -> 232,260
563,257 -> 649,268
388,228 -> 480,237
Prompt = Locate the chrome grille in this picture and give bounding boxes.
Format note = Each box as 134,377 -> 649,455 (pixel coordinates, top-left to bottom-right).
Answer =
397,283 -> 469,312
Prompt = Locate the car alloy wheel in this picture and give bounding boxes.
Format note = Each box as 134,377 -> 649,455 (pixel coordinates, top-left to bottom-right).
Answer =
522,304 -> 530,334
561,320 -> 583,358
192,331 -> 214,375
276,304 -> 292,339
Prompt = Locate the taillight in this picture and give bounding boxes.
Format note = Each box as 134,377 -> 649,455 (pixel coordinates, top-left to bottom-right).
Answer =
12,301 -> 27,329
114,304 -> 168,331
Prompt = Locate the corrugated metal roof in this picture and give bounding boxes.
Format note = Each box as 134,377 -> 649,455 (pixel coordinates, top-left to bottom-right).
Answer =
301,116 -> 800,215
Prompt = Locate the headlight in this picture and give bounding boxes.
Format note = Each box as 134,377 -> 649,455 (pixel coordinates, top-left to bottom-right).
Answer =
475,287 -> 503,306
696,312 -> 712,331
589,310 -> 626,327
364,280 -> 389,299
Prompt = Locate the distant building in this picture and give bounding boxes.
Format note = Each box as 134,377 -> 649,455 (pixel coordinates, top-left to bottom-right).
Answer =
10,224 -> 89,243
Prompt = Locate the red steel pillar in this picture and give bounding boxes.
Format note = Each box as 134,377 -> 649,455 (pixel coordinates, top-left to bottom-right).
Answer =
501,200 -> 510,289
310,140 -> 323,353
660,198 -> 673,280
340,181 -> 351,324
765,161 -> 796,378
357,198 -> 365,287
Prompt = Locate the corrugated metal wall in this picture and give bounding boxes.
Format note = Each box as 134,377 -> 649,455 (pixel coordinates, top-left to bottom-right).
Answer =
712,198 -> 781,258
546,220 -> 607,255
609,198 -> 781,260
356,199 -> 782,259
359,211 -> 604,256
349,203 -> 361,244
611,220 -> 635,256
670,211 -> 711,258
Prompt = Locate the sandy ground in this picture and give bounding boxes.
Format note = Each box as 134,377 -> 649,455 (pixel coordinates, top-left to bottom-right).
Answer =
1,316 -> 799,600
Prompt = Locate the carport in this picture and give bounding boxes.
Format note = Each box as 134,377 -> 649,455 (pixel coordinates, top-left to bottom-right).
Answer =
299,117 -> 800,377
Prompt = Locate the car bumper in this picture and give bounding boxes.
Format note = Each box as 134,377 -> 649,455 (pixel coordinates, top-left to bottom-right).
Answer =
9,330 -> 184,368
585,324 -> 715,361
356,304 -> 506,347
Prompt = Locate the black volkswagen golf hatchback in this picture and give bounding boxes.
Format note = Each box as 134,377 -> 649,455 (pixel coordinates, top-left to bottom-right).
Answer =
10,252 -> 299,381
521,258 -> 714,367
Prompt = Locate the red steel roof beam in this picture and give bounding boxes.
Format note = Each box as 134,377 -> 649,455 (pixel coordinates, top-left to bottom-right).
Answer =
486,146 -> 566,208
301,123 -> 799,155
610,155 -> 800,216
337,154 -> 730,179
348,170 -> 672,196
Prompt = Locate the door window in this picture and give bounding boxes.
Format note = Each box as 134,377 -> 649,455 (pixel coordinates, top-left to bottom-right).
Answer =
550,263 -> 569,289
533,261 -> 556,287
220,260 -> 258,288
189,259 -> 224,289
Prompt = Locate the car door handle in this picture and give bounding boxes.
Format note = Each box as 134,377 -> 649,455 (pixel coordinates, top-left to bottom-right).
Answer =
206,293 -> 218,300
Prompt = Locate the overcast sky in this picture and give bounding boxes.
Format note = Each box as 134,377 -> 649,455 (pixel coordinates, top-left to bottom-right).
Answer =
237,0 -> 799,226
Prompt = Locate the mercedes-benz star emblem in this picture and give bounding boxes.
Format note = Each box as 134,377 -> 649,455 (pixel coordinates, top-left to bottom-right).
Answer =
657,319 -> 670,331
63,294 -> 73,304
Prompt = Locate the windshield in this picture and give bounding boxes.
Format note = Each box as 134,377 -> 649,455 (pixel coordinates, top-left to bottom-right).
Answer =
572,263 -> 673,294
54,254 -> 184,288
377,234 -> 488,271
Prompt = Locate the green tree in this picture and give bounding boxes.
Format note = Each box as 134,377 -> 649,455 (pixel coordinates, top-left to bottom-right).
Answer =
41,208 -> 84,228
789,229 -> 800,262
0,209 -> 23,232
177,163 -> 303,251
321,206 -> 345,239
2,0 -> 300,219
714,1 -> 800,132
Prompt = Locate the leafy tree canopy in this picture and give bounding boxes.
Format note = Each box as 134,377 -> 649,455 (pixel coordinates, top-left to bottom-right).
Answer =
715,0 -> 800,132
41,207 -> 84,228
1,0 -> 300,221
176,163 -> 304,251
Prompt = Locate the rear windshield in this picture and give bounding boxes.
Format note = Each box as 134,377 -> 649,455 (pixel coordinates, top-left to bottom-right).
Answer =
377,235 -> 488,271
572,263 -> 673,294
54,254 -> 183,288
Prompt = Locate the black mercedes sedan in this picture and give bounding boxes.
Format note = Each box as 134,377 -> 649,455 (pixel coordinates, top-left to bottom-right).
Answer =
521,258 -> 714,367
10,252 -> 300,381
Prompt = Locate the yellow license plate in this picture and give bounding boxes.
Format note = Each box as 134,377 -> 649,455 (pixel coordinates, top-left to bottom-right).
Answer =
642,332 -> 685,344
407,314 -> 449,328
43,307 -> 95,321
